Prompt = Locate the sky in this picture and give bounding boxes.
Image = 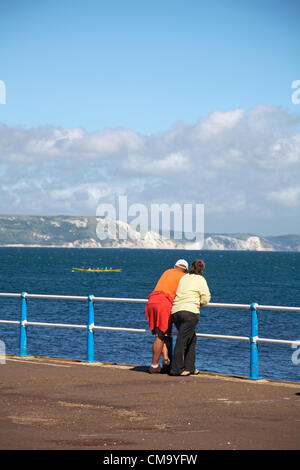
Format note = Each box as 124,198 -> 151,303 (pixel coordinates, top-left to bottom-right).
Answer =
0,0 -> 299,236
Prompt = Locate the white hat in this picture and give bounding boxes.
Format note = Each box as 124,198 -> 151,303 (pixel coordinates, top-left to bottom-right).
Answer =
175,259 -> 188,271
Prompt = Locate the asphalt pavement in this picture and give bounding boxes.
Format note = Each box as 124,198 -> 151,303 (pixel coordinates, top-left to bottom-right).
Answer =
1,355 -> 299,452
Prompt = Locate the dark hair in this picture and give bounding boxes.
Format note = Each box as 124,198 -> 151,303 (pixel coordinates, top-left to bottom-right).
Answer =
189,259 -> 205,275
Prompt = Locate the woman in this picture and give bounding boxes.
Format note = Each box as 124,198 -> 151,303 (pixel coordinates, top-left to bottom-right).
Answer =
170,259 -> 211,376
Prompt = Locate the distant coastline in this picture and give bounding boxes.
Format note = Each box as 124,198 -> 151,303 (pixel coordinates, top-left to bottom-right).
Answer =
0,214 -> 299,251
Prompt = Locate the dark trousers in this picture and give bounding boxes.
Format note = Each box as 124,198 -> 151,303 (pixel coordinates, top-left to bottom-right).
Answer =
170,310 -> 200,375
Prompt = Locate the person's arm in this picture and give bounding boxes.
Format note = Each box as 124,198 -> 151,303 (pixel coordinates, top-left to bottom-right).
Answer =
199,277 -> 211,307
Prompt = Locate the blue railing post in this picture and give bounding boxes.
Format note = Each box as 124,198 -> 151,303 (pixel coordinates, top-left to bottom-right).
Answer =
250,302 -> 259,379
19,292 -> 28,356
87,295 -> 95,362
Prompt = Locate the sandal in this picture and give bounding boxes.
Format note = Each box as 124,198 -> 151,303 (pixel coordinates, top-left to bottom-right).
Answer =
192,370 -> 200,375
179,370 -> 191,376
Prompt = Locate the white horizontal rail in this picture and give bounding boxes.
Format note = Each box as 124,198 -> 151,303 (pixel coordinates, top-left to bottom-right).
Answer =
0,293 -> 21,298
0,319 -> 19,325
26,294 -> 88,301
207,302 -> 251,309
24,320 -> 87,330
2,316 -> 299,346
1,292 -> 299,312
255,304 -> 300,312
94,325 -> 149,334
2,317 -> 298,347
0,318 -> 250,340
256,337 -> 300,346
196,333 -> 250,342
93,296 -> 148,303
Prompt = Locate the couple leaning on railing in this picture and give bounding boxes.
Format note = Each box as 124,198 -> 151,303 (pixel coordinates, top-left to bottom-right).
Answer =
145,258 -> 211,376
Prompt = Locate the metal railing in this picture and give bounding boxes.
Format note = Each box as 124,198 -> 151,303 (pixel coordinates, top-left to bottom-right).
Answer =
0,291 -> 300,380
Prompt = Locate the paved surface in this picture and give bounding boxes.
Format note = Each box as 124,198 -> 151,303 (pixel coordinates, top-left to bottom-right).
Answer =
0,355 -> 300,450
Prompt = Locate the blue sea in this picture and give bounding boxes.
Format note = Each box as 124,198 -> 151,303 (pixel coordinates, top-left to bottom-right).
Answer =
0,247 -> 299,382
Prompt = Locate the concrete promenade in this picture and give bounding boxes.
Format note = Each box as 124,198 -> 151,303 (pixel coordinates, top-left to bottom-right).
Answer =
0,355 -> 299,451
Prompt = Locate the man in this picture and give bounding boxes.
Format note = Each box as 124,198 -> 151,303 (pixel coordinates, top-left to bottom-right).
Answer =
145,259 -> 188,373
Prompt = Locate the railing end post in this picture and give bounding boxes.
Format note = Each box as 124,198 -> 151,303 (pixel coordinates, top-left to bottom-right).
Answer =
87,294 -> 95,363
249,301 -> 259,380
19,291 -> 28,357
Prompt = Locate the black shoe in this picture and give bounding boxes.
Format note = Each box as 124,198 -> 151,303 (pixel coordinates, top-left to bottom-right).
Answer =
161,359 -> 170,374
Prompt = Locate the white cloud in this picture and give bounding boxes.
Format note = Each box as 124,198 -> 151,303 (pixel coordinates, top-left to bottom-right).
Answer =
266,186 -> 300,207
195,108 -> 245,138
0,105 -> 299,233
0,124 -> 144,163
121,151 -> 190,175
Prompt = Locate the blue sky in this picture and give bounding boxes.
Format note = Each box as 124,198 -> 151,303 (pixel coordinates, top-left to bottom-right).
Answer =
0,0 -> 299,235
1,0 -> 299,132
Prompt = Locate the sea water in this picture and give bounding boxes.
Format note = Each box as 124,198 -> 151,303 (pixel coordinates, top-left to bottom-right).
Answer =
0,247 -> 299,382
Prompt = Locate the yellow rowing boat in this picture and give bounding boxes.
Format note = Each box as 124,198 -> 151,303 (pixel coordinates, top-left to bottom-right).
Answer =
72,267 -> 122,273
